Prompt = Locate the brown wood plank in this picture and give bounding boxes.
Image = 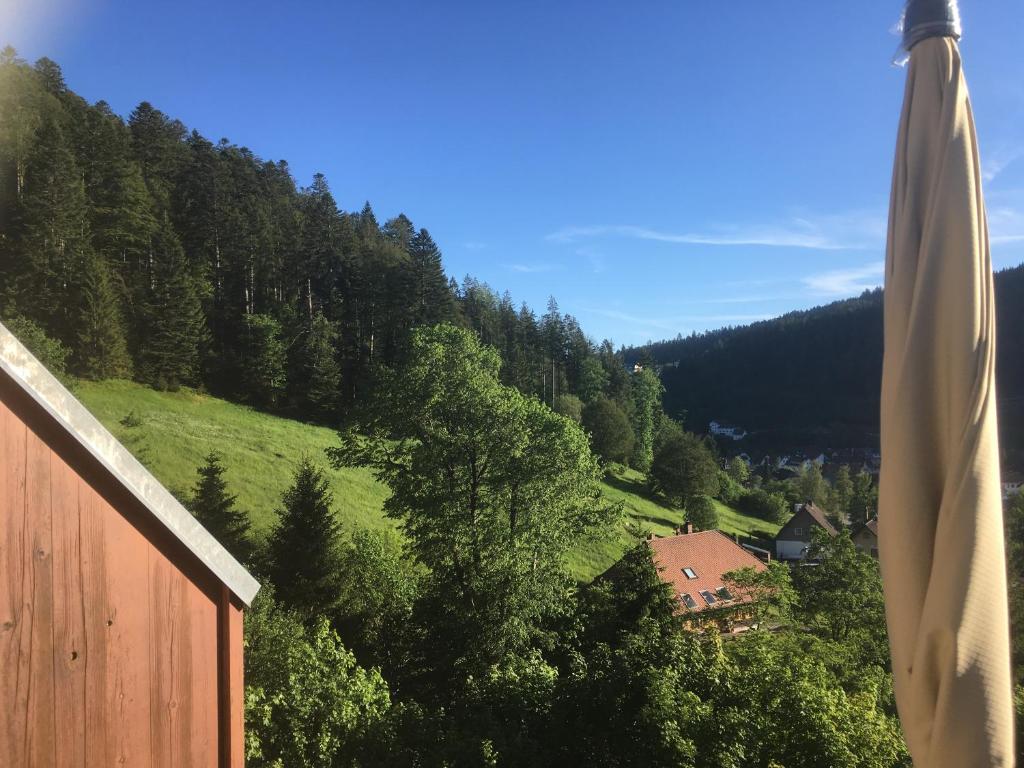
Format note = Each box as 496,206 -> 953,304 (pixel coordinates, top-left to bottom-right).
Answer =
188,586 -> 218,768
149,550 -> 172,768
0,400 -> 28,767
150,549 -> 194,768
24,425 -> 56,766
219,593 -> 245,768
78,480 -> 109,766
50,456 -> 86,768
104,504 -> 152,766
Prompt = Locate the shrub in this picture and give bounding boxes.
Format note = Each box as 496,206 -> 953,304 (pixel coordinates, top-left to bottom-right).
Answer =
686,494 -> 719,531
582,396 -> 635,465
737,488 -> 788,524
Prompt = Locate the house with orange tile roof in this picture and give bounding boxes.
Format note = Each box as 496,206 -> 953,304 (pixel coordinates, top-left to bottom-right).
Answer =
646,523 -> 769,632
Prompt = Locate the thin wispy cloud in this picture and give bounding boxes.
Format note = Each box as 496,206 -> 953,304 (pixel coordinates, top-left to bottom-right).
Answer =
983,146 -> 1023,183
546,211 -> 886,252
802,262 -> 884,297
691,294 -> 800,305
578,306 -> 774,334
506,263 -> 558,273
988,206 -> 1024,245
574,246 -> 607,273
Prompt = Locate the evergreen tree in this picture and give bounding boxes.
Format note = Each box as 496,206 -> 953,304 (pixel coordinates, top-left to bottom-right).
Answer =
408,228 -> 454,326
7,114 -> 91,336
127,101 -> 186,212
73,251 -> 133,379
190,452 -> 252,562
265,458 -> 344,616
240,313 -> 286,408
576,356 -> 610,402
291,312 -> 341,421
138,218 -> 206,389
80,101 -> 157,283
33,57 -> 67,96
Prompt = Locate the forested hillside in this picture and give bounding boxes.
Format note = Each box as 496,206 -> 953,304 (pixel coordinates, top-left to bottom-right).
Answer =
0,49 -> 620,426
626,266 -> 1024,456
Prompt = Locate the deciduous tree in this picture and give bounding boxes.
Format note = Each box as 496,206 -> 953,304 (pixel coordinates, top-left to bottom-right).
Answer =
330,324 -> 617,670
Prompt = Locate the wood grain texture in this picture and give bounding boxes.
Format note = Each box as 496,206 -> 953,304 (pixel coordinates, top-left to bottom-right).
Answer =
25,426 -> 56,767
51,455 -> 86,768
1,382 -> 243,767
218,590 -> 245,768
77,484 -> 108,767
0,400 -> 28,767
104,491 -> 152,767
188,586 -> 218,768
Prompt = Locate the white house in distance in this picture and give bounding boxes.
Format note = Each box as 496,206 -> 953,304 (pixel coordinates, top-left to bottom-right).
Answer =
1003,470 -> 1023,501
709,421 -> 748,441
775,502 -> 838,561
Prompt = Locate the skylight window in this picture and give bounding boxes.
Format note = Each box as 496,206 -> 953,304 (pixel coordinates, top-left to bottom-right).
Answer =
716,587 -> 733,601
680,593 -> 698,610
698,590 -> 718,605
682,567 -> 697,579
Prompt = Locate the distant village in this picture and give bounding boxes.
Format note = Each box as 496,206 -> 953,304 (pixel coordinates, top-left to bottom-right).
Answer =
611,416 -> 1024,637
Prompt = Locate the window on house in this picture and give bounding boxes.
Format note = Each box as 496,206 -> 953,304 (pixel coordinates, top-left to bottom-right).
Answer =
680,593 -> 698,610
716,586 -> 733,601
682,567 -> 697,579
793,527 -> 803,535
699,590 -> 718,605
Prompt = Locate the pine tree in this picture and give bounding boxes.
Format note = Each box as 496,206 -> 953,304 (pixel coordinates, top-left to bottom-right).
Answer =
409,228 -> 453,326
73,251 -> 133,379
265,458 -> 343,616
33,57 -> 67,96
291,312 -> 341,421
9,115 -> 91,338
138,217 -> 206,389
190,452 -> 252,563
239,313 -> 286,408
127,101 -> 186,212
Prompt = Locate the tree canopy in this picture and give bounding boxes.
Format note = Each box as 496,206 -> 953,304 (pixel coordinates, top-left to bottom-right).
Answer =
331,324 -> 619,671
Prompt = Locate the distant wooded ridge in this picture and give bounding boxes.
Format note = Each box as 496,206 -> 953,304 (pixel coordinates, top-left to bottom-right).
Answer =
624,265 -> 1024,457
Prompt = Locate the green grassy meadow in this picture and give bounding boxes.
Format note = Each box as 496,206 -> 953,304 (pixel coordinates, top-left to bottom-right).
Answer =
76,380 -> 778,581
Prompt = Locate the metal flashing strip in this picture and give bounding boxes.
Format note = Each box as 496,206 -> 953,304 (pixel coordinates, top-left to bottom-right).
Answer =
0,321 -> 260,605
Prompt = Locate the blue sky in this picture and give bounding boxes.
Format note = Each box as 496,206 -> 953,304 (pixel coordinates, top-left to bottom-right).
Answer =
6,0 -> 1024,345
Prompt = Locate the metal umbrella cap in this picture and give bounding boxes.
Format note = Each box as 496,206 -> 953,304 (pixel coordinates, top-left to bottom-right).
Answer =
902,0 -> 961,51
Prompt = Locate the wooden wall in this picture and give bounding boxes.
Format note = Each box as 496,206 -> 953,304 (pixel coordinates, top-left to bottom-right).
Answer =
0,379 -> 244,768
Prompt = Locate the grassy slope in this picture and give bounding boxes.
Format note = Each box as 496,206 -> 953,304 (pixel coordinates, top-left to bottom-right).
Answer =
76,380 -> 778,581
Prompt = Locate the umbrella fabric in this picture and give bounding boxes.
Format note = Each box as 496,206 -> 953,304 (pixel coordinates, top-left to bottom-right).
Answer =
879,35 -> 1013,767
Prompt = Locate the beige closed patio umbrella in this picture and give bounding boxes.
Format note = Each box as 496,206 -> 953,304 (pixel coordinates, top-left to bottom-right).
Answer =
878,1 -> 1014,765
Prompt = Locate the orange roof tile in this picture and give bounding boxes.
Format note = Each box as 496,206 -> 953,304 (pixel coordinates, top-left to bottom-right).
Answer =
648,530 -> 767,614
